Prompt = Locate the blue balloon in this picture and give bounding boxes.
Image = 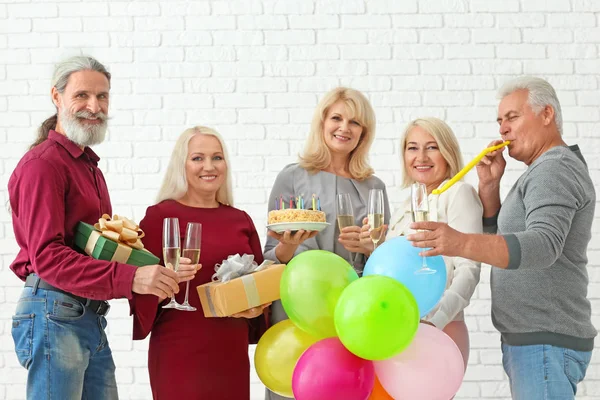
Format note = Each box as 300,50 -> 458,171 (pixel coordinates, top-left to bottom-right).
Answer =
363,236 -> 447,317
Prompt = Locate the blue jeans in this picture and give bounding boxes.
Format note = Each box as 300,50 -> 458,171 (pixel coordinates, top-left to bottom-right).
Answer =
11,286 -> 118,400
502,343 -> 592,400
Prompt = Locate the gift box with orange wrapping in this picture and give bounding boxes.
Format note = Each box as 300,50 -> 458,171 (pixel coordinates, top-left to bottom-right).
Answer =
197,255 -> 284,318
74,214 -> 159,266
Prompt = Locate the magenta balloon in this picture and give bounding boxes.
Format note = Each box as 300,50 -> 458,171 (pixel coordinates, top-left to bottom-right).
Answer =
374,323 -> 465,400
292,338 -> 375,400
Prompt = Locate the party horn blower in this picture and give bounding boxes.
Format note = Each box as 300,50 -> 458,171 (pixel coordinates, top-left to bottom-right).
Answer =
432,140 -> 510,195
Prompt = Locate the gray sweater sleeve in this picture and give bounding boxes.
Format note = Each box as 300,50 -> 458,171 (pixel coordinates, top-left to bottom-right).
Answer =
503,158 -> 585,270
263,164 -> 310,263
482,211 -> 499,234
382,183 -> 392,225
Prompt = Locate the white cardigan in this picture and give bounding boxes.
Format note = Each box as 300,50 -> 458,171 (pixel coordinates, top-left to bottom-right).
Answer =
386,180 -> 483,329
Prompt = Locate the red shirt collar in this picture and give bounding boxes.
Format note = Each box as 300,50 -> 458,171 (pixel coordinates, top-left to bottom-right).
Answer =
48,130 -> 100,163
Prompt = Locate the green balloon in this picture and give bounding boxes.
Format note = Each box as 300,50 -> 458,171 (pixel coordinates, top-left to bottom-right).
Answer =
280,250 -> 359,339
334,275 -> 420,361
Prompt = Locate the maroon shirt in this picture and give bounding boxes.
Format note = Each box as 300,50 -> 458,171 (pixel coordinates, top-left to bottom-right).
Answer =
8,130 -> 137,300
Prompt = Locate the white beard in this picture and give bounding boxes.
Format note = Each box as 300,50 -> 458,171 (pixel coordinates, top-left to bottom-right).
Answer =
60,109 -> 108,148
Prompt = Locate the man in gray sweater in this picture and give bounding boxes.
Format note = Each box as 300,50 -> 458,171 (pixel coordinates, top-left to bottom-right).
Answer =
408,76 -> 596,400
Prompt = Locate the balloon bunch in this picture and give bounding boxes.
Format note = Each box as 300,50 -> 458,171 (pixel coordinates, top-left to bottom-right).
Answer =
255,237 -> 465,400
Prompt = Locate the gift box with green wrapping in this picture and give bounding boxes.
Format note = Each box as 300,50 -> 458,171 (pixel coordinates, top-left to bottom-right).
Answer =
74,214 -> 159,266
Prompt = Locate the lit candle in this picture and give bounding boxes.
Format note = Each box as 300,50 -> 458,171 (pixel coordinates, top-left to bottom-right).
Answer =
312,194 -> 316,211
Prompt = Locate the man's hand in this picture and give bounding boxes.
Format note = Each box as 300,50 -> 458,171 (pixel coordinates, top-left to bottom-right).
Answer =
231,303 -> 271,319
406,221 -> 465,258
132,264 -> 180,300
476,139 -> 507,188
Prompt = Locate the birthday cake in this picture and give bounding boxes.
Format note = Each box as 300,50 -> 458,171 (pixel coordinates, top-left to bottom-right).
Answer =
268,209 -> 326,224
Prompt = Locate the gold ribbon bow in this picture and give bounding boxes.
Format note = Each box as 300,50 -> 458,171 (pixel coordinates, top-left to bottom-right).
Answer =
85,214 -> 147,263
94,214 -> 146,249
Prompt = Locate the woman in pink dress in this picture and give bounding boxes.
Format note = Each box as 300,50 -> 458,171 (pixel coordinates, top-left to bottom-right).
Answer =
130,126 -> 269,399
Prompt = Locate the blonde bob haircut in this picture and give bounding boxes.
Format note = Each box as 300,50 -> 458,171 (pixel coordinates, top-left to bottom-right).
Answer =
156,126 -> 234,206
400,117 -> 464,188
299,87 -> 376,181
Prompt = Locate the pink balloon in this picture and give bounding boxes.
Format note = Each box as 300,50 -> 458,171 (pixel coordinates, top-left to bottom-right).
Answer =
374,324 -> 464,400
293,338 -> 375,400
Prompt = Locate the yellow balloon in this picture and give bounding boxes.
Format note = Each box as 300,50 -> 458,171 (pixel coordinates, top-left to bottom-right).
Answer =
255,319 -> 319,397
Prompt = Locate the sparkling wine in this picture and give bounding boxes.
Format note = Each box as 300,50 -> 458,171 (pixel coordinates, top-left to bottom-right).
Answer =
368,213 -> 384,243
163,247 -> 180,271
182,248 -> 201,264
337,215 -> 354,230
412,210 -> 429,223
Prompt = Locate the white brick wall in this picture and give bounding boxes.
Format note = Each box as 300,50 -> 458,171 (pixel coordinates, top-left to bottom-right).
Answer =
1,1 -> 599,399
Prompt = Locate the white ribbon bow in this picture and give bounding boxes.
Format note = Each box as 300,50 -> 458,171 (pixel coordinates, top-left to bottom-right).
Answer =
212,254 -> 274,283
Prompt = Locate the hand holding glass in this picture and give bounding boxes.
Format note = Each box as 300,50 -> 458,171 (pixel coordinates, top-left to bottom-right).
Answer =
179,222 -> 201,311
411,183 -> 436,275
162,217 -> 181,309
336,193 -> 355,265
367,189 -> 384,250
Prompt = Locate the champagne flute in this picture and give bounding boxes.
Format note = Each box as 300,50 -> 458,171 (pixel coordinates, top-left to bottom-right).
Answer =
336,193 -> 355,265
178,222 -> 201,311
411,182 -> 436,275
367,189 -> 384,250
162,217 -> 181,309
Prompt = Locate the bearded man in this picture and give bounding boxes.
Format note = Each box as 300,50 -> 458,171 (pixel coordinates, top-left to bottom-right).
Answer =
8,56 -> 191,400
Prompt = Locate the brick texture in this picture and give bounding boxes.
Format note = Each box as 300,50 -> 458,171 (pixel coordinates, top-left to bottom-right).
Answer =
0,1 -> 599,399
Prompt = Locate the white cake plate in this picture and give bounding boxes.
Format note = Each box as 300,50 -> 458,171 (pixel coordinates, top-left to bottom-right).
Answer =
266,222 -> 330,233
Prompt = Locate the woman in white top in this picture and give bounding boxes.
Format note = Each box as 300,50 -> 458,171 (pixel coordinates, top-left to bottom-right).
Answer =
360,117 -> 483,370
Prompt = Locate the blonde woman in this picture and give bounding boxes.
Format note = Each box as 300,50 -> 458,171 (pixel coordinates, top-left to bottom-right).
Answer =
130,126 -> 268,400
264,87 -> 391,400
360,117 -> 482,370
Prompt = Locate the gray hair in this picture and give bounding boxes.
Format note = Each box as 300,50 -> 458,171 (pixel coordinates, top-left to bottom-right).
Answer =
156,126 -> 234,206
497,76 -> 563,135
30,55 -> 111,149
